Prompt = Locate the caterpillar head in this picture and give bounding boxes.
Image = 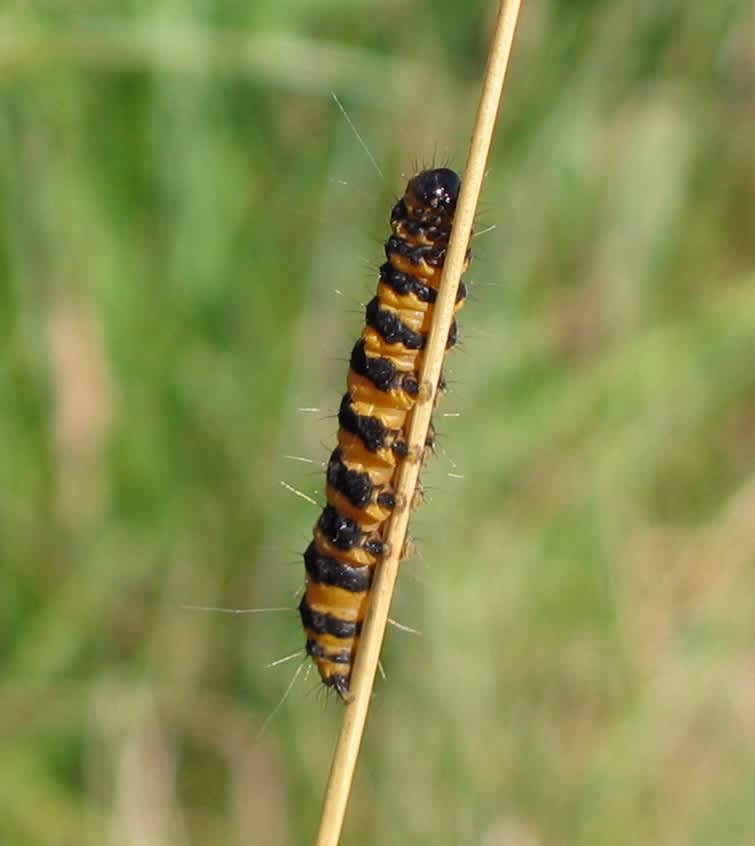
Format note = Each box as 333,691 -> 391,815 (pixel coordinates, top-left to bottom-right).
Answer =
408,168 -> 461,212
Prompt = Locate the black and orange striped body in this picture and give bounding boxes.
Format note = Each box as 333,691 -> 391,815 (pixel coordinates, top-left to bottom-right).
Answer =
299,168 -> 470,699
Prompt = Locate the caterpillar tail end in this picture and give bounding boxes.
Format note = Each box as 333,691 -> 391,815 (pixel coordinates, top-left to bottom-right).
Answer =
330,672 -> 354,702
315,663 -> 353,701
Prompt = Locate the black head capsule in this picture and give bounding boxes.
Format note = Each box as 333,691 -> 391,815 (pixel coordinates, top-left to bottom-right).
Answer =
409,168 -> 462,211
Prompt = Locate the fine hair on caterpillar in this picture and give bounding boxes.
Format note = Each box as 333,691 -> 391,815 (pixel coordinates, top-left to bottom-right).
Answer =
299,166 -> 471,700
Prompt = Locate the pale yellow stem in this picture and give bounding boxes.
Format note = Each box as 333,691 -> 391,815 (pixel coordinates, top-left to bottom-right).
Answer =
313,3 -> 524,844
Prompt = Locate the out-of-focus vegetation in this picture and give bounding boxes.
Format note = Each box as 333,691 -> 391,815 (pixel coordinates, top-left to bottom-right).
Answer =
2,2 -> 754,844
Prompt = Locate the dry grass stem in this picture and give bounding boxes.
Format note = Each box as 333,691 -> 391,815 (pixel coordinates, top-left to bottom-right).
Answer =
312,2 -> 525,844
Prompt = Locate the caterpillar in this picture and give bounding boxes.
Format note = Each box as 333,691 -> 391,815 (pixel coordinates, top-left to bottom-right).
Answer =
299,167 -> 470,699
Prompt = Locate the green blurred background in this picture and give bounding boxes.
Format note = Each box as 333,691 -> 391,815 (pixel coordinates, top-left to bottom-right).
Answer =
2,2 -> 754,844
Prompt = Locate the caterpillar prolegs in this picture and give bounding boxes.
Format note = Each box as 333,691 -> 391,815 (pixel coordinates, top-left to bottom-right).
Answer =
299,168 -> 470,699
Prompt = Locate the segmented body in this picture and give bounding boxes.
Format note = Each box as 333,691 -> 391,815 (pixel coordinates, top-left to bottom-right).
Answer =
299,168 -> 470,699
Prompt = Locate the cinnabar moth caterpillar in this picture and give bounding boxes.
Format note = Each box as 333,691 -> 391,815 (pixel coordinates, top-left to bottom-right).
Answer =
299,168 -> 470,699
